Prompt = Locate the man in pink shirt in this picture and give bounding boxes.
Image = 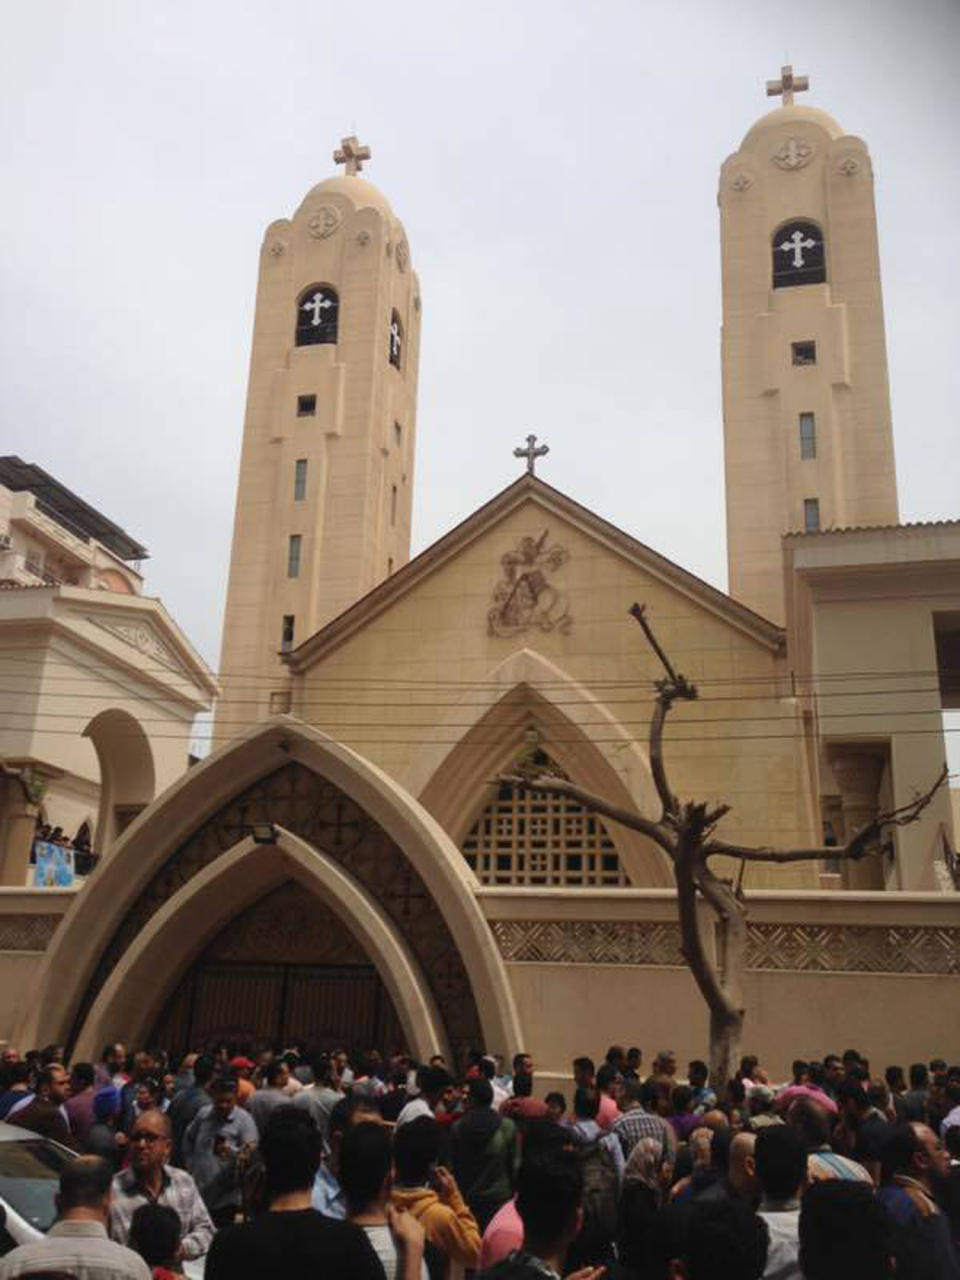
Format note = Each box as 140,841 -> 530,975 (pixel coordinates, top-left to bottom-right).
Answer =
595,1063 -> 622,1131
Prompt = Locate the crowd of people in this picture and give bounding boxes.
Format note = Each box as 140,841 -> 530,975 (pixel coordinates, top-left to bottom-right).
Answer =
0,1039 -> 958,1278
31,819 -> 97,876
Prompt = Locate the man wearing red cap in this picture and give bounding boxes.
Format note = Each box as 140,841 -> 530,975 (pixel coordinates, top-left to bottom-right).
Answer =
229,1058 -> 256,1108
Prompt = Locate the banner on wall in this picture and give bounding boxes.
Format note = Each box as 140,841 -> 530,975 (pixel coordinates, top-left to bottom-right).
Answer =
33,842 -> 75,888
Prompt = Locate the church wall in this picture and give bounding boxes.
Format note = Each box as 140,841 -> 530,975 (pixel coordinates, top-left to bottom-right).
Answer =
295,498 -> 819,888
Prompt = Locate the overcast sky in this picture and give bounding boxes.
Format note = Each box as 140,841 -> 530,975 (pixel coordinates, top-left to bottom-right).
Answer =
2,0 -> 959,755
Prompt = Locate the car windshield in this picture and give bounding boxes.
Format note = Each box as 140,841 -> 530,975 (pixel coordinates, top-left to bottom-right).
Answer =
0,1138 -> 74,1232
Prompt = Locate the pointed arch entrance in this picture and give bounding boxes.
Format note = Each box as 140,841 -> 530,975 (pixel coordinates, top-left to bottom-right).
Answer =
18,721 -> 522,1065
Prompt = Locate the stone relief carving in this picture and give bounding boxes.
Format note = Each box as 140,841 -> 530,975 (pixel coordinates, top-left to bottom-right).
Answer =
837,155 -> 862,178
772,137 -> 815,170
491,918 -> 960,975
730,171 -> 754,193
413,295 -> 421,313
0,915 -> 62,952
355,229 -> 372,247
71,763 -> 483,1060
268,241 -> 286,258
487,530 -> 571,638
87,617 -> 182,675
396,240 -> 409,272
307,204 -> 343,240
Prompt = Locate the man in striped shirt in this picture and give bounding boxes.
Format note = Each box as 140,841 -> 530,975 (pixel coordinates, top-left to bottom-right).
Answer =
788,1097 -> 872,1184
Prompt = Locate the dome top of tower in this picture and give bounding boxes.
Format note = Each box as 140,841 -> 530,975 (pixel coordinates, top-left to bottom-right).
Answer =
741,103 -> 843,152
304,173 -> 395,218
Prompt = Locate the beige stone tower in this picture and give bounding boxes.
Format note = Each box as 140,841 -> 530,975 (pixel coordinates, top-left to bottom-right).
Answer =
215,138 -> 421,745
720,68 -> 898,623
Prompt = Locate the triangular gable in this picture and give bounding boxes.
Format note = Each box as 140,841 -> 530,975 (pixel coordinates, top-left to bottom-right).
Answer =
289,476 -> 784,673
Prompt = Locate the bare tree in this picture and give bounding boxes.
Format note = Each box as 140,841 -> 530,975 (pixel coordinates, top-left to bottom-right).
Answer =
501,603 -> 948,1090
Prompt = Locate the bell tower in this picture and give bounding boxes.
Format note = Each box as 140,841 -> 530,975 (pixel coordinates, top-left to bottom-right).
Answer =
719,68 -> 898,623
215,137 -> 421,746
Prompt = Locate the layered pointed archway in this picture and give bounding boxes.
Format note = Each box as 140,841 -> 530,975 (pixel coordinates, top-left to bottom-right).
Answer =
17,719 -> 522,1064
407,648 -> 671,887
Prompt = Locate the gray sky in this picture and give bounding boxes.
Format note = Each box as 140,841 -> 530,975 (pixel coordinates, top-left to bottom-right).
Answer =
2,0 -> 959,755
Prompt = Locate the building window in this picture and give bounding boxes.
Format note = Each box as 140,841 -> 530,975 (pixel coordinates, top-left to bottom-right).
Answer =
394,421 -> 402,447
295,285 -> 339,347
803,498 -> 820,532
773,220 -> 826,289
792,341 -> 816,366
462,751 -> 627,887
387,557 -> 394,575
297,394 -> 317,416
390,484 -> 398,526
287,535 -> 302,578
269,689 -> 292,713
280,615 -> 295,653
389,310 -> 403,369
294,459 -> 307,501
799,412 -> 817,460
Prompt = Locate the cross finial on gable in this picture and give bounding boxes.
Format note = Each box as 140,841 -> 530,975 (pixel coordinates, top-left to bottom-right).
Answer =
514,434 -> 549,476
766,64 -> 809,107
333,135 -> 372,176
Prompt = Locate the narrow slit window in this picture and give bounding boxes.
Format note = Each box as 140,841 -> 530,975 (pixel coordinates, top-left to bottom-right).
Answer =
387,557 -> 394,575
390,484 -> 398,526
792,341 -> 816,366
280,615 -> 295,652
294,459 -> 307,501
799,412 -> 817,460
297,394 -> 317,417
803,498 -> 820,533
394,421 -> 402,447
287,534 -> 302,578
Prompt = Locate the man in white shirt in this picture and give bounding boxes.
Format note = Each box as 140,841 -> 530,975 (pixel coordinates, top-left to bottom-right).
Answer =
0,1156 -> 149,1280
756,1124 -> 807,1280
396,1065 -> 453,1128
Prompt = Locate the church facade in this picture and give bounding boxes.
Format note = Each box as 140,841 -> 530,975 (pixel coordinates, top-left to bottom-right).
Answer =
10,75 -> 960,1080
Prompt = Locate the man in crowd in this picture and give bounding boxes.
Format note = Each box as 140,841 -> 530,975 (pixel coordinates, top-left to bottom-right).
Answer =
396,1063 -> 454,1127
755,1124 -> 807,1279
477,1148 -> 589,1280
207,1106 -> 402,1279
787,1097 -> 871,1184
799,1181 -> 896,1280
109,1108 -> 214,1263
248,1058 -> 292,1134
182,1075 -> 258,1227
168,1052 -> 214,1164
314,1093 -> 383,1219
612,1078 -> 676,1170
0,1156 -> 150,1280
453,1076 -> 518,1232
66,1062 -> 98,1149
878,1122 -> 960,1279
392,1115 -> 481,1270
14,1062 -> 73,1147
294,1051 -> 342,1141
500,1071 -> 547,1126
0,1061 -> 31,1120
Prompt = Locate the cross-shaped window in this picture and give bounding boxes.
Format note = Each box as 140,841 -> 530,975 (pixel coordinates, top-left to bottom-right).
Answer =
388,310 -> 403,370
772,220 -> 826,289
296,284 -> 339,347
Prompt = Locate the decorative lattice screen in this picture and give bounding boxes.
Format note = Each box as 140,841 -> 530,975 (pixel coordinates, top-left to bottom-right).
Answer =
462,775 -> 627,887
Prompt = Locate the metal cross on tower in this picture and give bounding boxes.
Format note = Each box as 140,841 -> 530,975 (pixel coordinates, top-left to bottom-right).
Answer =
333,135 -> 371,176
766,64 -> 809,107
514,434 -> 549,476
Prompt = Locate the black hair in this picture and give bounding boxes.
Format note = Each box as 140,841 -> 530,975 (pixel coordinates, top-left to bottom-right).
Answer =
792,1060 -> 809,1084
595,1063 -> 618,1092
682,1197 -> 769,1280
908,1062 -> 929,1090
885,1065 -> 905,1091
799,1180 -> 895,1280
193,1054 -> 215,1086
523,1117 -> 570,1160
755,1125 -> 806,1200
212,1074 -> 237,1096
545,1091 -> 566,1113
467,1077 -> 493,1108
479,1058 -> 495,1081
879,1124 -> 921,1183
339,1121 -> 392,1214
672,1085 -> 693,1113
6,1061 -> 29,1086
837,1079 -> 869,1112
639,1078 -> 660,1111
842,1049 -> 861,1066
605,1045 -> 625,1065
329,1093 -> 381,1138
573,1086 -> 600,1120
71,1063 -> 95,1089
58,1156 -> 112,1210
130,1203 -> 181,1269
260,1105 -> 321,1199
515,1149 -> 583,1245
421,1065 -> 453,1097
573,1056 -> 595,1077
512,1052 -> 530,1073
393,1115 -> 440,1185
513,1071 -> 533,1099
739,1056 -> 759,1079
265,1060 -> 288,1087
689,1060 -> 709,1085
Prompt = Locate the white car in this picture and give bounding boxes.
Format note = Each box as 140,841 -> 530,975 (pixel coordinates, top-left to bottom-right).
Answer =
0,1120 -> 204,1276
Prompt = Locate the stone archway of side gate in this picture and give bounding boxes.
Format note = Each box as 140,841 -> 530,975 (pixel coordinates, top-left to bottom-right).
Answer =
72,829 -> 450,1062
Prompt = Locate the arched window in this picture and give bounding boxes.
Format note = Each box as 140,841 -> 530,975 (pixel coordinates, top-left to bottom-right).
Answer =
388,310 -> 403,369
296,285 -> 339,346
461,751 -> 627,887
772,220 -> 826,289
